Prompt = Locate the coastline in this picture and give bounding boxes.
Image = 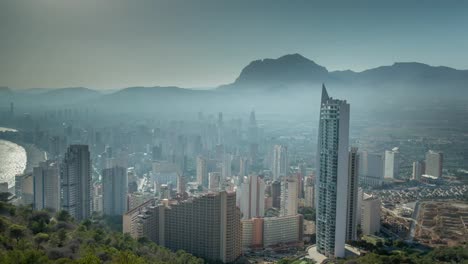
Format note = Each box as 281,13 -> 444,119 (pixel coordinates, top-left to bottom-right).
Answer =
0,127 -> 47,189
20,143 -> 47,174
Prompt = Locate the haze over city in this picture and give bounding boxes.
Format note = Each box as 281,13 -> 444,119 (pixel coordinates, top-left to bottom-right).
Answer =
0,1 -> 467,264
2,0 -> 468,89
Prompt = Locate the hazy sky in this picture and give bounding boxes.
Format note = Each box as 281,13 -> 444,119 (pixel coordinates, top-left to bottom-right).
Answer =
1,0 -> 468,89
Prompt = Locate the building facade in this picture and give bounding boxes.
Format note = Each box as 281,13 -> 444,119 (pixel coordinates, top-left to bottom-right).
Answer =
280,177 -> 298,216
358,151 -> 384,187
272,145 -> 288,180
384,148 -> 400,179
346,148 -> 359,241
241,215 -> 303,250
425,150 -> 443,178
361,196 -> 381,236
33,161 -> 60,212
412,160 -> 425,180
61,145 -> 92,221
239,174 -> 265,219
102,166 -> 128,216
125,191 -> 242,263
316,85 -> 350,258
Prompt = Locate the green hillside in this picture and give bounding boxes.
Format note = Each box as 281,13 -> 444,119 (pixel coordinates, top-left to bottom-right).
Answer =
0,201 -> 203,264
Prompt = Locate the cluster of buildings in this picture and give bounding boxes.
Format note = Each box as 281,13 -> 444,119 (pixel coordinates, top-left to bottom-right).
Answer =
15,145 -> 128,221
9,86 -> 419,263
412,150 -> 444,180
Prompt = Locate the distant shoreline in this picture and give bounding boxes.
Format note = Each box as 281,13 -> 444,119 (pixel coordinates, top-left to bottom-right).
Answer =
0,127 -> 47,174
19,142 -> 47,174
4,141 -> 47,193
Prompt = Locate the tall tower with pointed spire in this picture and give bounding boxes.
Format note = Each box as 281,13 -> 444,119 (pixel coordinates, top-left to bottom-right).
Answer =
316,84 -> 350,257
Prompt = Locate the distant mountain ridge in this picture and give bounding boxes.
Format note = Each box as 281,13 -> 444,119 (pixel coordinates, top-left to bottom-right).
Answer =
219,54 -> 468,92
2,54 -> 467,110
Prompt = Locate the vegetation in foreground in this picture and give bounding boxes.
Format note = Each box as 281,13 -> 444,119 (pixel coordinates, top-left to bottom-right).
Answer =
0,200 -> 203,264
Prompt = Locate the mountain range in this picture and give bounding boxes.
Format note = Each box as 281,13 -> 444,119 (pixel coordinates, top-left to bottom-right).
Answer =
1,54 -> 467,111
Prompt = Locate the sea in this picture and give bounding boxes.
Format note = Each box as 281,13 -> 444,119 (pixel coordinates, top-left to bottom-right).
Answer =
0,127 -> 26,189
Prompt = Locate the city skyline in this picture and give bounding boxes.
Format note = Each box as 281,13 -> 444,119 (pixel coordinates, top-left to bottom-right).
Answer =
0,2 -> 467,263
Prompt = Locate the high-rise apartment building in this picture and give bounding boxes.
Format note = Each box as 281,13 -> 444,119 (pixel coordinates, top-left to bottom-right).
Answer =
196,156 -> 207,186
241,214 -> 304,250
280,177 -> 298,216
412,160 -> 426,180
272,145 -> 288,180
209,172 -> 221,190
358,151 -> 384,187
239,175 -> 265,219
222,154 -> 232,180
271,180 -> 281,209
316,85 -> 350,258
239,156 -> 250,177
425,150 -> 443,178
304,175 -> 315,208
361,196 -> 381,236
176,173 -> 186,194
61,145 -> 92,221
384,147 -> 400,179
196,156 -> 217,188
125,191 -> 242,263
102,166 -> 128,216
346,148 -> 359,242
16,173 -> 34,205
33,161 -> 60,212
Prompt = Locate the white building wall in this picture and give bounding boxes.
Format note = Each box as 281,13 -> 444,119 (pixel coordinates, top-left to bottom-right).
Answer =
263,215 -> 300,247
361,197 -> 381,235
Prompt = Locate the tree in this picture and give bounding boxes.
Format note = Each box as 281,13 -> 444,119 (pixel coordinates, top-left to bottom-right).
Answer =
34,232 -> 49,249
29,211 -> 51,234
9,224 -> 27,242
56,210 -> 71,222
112,251 -> 146,264
57,228 -> 67,247
76,251 -> 101,264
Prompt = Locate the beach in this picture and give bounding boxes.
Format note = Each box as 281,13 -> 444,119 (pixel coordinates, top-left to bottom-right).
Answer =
0,127 -> 47,190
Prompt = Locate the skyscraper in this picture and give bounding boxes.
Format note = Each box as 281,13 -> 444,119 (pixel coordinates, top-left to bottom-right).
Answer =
239,175 -> 265,219
316,85 -> 350,258
425,150 -> 443,178
272,145 -> 288,180
280,177 -> 298,217
61,145 -> 92,221
346,147 -> 359,242
102,166 -> 128,216
384,147 -> 400,179
33,161 -> 60,212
